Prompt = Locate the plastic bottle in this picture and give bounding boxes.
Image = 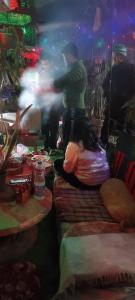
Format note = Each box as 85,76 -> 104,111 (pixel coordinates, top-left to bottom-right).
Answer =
34,160 -> 45,199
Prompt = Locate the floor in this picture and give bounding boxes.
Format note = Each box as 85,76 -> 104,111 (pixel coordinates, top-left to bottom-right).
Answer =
22,206 -> 60,300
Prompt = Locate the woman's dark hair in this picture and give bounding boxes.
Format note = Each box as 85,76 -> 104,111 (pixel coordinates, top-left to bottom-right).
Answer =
70,118 -> 100,151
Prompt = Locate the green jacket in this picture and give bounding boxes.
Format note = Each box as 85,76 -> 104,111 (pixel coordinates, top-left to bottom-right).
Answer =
54,60 -> 87,109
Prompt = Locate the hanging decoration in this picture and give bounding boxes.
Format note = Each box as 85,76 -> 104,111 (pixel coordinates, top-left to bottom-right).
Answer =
2,0 -> 31,10
0,12 -> 31,26
9,0 -> 19,10
19,0 -> 32,8
96,38 -> 105,48
23,25 -> 36,46
21,47 -> 42,67
22,51 -> 40,60
93,6 -> 102,32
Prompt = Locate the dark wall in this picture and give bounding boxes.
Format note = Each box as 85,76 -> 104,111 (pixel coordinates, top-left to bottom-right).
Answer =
34,0 -> 98,25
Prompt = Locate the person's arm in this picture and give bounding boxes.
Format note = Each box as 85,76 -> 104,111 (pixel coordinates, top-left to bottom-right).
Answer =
63,142 -> 80,173
53,73 -> 68,90
54,65 -> 84,90
36,86 -> 58,95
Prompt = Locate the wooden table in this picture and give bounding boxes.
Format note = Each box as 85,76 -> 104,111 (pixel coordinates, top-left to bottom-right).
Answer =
0,188 -> 52,263
0,188 -> 52,237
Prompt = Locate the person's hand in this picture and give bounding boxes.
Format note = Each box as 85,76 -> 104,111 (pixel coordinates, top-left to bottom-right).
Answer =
35,87 -> 56,96
57,137 -> 64,150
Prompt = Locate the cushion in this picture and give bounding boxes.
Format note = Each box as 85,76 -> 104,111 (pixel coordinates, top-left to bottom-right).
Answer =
54,180 -> 114,223
55,287 -> 135,300
100,178 -> 135,226
66,221 -> 135,238
58,233 -> 135,297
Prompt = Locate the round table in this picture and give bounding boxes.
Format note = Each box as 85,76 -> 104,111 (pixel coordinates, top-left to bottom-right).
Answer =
0,188 -> 52,263
0,188 -> 52,236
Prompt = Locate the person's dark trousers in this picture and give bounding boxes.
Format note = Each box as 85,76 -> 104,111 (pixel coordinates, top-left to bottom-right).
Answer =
54,159 -> 101,190
101,100 -> 127,146
41,107 -> 50,149
101,109 -> 111,146
101,111 -> 125,147
41,105 -> 62,149
63,108 -> 86,148
48,107 -> 60,149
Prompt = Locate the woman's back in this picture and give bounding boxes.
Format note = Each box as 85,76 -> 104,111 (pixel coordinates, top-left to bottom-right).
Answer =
64,142 -> 110,186
76,144 -> 110,185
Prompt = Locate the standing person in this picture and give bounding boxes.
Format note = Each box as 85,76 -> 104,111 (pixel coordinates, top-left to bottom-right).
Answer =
54,118 -> 110,190
101,44 -> 135,146
53,43 -> 87,148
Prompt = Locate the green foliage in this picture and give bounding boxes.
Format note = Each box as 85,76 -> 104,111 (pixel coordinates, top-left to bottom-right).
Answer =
0,12 -> 31,26
23,25 -> 36,46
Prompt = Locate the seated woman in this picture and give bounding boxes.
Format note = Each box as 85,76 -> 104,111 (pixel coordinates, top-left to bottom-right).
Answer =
54,118 -> 110,190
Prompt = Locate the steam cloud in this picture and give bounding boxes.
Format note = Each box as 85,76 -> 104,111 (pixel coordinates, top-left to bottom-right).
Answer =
18,17 -> 74,129
19,61 -> 64,129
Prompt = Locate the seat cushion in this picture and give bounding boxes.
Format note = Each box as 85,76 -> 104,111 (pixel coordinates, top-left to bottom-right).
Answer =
100,178 -> 135,226
54,180 -> 114,223
58,233 -> 135,297
55,287 -> 135,300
